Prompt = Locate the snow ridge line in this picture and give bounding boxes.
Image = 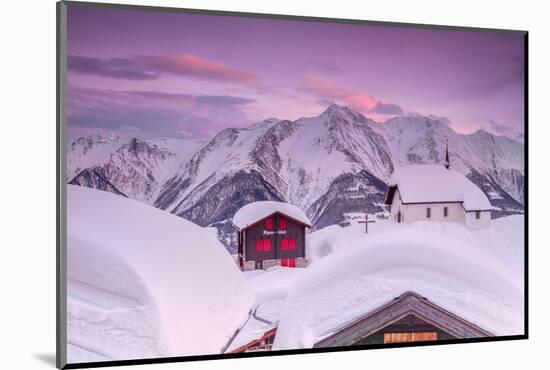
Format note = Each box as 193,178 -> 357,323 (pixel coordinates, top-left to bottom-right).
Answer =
221,308 -> 255,354
252,306 -> 276,325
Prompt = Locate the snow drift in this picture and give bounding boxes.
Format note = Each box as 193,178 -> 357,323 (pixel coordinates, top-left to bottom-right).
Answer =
273,224 -> 524,350
67,185 -> 255,363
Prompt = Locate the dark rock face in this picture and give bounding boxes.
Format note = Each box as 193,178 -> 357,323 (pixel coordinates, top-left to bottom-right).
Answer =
467,169 -> 524,218
308,170 -> 388,230
176,170 -> 285,226
154,176 -> 192,211
249,120 -> 297,194
497,168 -> 525,205
209,219 -> 239,254
69,168 -> 127,197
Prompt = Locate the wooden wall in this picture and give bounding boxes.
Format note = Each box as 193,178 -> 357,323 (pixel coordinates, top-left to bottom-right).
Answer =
243,213 -> 305,263
352,314 -> 456,345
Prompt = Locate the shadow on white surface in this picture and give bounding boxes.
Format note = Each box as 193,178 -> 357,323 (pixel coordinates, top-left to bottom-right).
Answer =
33,353 -> 56,367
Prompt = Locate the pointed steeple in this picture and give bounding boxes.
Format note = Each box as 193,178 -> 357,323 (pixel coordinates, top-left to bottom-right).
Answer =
444,138 -> 450,170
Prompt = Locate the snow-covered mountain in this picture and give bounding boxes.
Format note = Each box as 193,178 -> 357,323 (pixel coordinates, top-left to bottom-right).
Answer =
67,133 -> 121,181
68,136 -> 206,203
67,104 -> 525,251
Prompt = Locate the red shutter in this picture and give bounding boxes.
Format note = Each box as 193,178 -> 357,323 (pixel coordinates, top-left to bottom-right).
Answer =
279,217 -> 286,230
289,239 -> 296,250
281,259 -> 295,268
266,218 -> 273,230
256,240 -> 263,252
281,239 -> 288,250
263,239 -> 271,251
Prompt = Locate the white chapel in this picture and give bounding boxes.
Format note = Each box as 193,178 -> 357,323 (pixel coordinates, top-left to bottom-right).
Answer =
384,143 -> 492,230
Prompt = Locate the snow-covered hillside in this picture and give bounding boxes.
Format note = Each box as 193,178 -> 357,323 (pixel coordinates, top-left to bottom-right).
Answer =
66,185 -> 255,363
274,233 -> 523,348
67,104 -> 525,252
308,215 -> 524,273
65,184 -> 524,359
272,216 -> 524,349
219,215 -> 525,352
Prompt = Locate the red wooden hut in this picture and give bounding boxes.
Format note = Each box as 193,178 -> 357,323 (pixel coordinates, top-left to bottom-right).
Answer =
232,201 -> 312,270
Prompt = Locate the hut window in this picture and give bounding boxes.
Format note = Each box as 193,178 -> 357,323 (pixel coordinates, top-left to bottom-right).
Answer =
265,217 -> 273,230
279,216 -> 287,230
289,239 -> 296,250
476,211 -> 480,219
281,239 -> 288,250
263,239 -> 271,251
256,240 -> 263,252
426,207 -> 431,218
444,207 -> 448,217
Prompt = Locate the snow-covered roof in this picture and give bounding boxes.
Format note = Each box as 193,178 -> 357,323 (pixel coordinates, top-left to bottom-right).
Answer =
272,227 -> 523,350
67,186 -> 255,362
232,201 -> 311,230
387,164 -> 492,211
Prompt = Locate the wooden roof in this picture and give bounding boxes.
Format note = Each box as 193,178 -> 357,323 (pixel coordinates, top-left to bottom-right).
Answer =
314,291 -> 492,347
229,328 -> 277,353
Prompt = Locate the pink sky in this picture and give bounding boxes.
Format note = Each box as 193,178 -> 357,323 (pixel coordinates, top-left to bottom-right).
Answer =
66,4 -> 526,140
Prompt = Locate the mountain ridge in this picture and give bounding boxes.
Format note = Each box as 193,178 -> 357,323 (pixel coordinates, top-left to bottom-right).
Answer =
67,104 -> 525,252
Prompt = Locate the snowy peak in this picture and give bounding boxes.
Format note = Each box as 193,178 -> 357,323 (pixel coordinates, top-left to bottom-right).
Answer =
68,135 -> 204,204
74,133 -> 120,145
67,134 -> 123,180
117,138 -> 173,162
69,134 -> 120,155
247,117 -> 282,131
68,104 -> 525,252
322,103 -> 357,117
321,103 -> 369,125
153,119 -> 283,214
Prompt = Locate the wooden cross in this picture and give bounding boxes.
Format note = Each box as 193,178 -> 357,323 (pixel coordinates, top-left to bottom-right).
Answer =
358,214 -> 376,234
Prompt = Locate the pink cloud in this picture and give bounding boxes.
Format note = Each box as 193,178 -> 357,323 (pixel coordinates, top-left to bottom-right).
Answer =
303,74 -> 343,96
340,91 -> 377,112
140,54 -> 260,85
303,74 -> 402,120
68,53 -> 261,86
